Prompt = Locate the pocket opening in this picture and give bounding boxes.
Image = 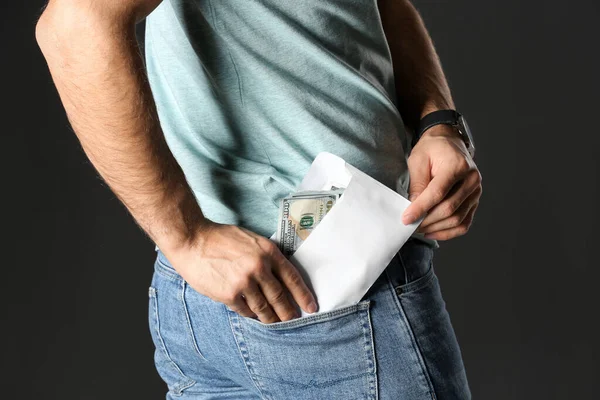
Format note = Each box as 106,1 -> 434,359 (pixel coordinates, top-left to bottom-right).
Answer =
240,299 -> 371,330
390,239 -> 436,295
394,263 -> 435,296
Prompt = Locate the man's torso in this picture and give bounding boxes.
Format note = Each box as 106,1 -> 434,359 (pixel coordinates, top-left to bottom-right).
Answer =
145,0 -> 437,248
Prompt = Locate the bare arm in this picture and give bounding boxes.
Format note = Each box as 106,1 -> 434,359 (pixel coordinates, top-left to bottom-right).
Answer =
378,0 -> 454,133
36,0 -> 316,322
36,0 -> 202,253
378,0 -> 483,240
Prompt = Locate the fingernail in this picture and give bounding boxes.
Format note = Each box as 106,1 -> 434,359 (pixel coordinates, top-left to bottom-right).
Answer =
403,214 -> 416,225
307,301 -> 318,313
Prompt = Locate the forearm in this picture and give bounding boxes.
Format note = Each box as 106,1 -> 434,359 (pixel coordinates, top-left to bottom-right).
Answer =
36,2 -> 208,253
378,0 -> 455,133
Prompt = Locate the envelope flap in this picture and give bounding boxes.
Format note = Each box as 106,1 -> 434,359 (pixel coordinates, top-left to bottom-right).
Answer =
296,152 -> 353,192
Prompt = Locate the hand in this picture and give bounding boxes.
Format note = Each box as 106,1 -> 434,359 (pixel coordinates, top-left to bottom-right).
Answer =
402,124 -> 483,241
165,222 -> 318,324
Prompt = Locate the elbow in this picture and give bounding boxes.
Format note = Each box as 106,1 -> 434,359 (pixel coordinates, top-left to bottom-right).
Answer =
34,5 -> 55,55
35,7 -> 62,57
35,1 -> 137,57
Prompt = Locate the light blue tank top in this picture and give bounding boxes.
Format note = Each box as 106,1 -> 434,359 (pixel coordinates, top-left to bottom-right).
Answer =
145,0 -> 438,248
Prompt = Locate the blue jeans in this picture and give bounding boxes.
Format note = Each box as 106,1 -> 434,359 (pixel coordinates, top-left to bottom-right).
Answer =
148,238 -> 471,399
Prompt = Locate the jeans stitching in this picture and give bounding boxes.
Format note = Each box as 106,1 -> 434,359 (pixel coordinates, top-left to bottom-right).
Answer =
232,303 -> 377,394
362,306 -> 378,399
227,308 -> 270,400
395,249 -> 435,295
149,287 -> 196,395
253,371 -> 372,389
155,258 -> 182,282
241,300 -> 371,330
181,281 -> 207,362
383,272 -> 436,399
396,264 -> 435,296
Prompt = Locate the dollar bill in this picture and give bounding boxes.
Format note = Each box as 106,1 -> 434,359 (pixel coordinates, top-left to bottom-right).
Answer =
276,189 -> 344,257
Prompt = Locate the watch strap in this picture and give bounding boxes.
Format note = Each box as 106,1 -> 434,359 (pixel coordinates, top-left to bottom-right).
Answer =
413,109 -> 461,147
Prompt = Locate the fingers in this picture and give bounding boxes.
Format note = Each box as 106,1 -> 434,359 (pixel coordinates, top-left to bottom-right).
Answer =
403,168 -> 465,225
222,238 -> 317,323
417,170 -> 482,231
243,281 -> 280,324
418,187 -> 481,234
424,202 -> 478,241
257,270 -> 299,322
271,250 -> 318,314
228,295 -> 257,319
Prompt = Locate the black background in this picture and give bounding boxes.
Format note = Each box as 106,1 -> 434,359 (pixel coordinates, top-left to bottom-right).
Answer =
3,1 -> 599,398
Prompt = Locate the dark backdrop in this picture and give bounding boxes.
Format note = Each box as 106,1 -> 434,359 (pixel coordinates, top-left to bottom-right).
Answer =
3,1 -> 599,398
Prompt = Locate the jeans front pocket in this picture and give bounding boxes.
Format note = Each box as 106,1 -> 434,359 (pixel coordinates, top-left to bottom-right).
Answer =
388,238 -> 436,292
228,300 -> 377,400
391,241 -> 471,399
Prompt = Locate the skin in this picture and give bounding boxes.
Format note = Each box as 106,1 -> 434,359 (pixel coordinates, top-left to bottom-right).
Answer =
378,0 -> 483,240
35,0 -> 481,323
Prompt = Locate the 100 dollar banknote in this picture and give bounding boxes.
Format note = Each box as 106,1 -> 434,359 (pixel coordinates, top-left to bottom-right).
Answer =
276,190 -> 344,257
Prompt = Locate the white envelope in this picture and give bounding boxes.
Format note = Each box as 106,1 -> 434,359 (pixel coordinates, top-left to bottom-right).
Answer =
270,152 -> 423,317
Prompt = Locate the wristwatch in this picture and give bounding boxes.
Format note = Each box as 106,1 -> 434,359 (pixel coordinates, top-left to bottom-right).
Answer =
413,110 -> 476,159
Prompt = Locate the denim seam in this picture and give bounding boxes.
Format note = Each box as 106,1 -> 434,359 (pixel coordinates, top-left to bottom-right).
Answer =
180,281 -> 207,362
154,259 -> 182,283
236,312 -> 273,400
361,306 -> 378,399
253,371 -> 372,389
394,245 -> 435,294
149,287 -> 196,395
227,309 -> 270,400
395,263 -> 435,296
241,300 -> 371,330
395,257 -> 438,400
383,272 -> 437,399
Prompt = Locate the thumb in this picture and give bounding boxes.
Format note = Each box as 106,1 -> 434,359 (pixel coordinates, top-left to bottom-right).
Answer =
407,154 -> 431,201
403,155 -> 431,222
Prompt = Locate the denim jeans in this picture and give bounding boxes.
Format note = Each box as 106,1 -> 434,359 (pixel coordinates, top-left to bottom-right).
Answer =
148,238 -> 471,399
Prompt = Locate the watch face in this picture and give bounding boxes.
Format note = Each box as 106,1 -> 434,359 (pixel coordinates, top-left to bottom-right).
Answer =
458,115 -> 475,156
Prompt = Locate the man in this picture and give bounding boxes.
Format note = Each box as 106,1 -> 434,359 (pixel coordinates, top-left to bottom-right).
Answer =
36,0 -> 482,398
